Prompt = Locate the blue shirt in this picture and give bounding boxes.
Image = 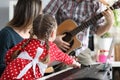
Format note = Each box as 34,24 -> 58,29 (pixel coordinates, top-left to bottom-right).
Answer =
0,27 -> 23,72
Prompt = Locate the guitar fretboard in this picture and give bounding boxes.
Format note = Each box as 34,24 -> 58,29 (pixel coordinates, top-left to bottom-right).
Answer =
70,6 -> 115,36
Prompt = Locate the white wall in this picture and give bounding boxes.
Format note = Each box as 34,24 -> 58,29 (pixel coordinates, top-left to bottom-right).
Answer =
42,0 -> 50,9
0,0 -> 9,29
0,0 -> 9,8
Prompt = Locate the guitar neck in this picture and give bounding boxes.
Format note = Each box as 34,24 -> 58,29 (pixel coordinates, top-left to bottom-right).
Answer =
70,6 -> 114,36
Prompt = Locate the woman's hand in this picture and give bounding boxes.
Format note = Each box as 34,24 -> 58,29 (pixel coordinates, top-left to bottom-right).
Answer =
54,34 -> 70,51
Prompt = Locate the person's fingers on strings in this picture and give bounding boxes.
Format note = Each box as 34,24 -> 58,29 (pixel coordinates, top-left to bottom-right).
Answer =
102,8 -> 114,26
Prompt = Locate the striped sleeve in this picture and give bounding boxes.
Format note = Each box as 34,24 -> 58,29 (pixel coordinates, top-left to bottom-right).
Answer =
43,0 -> 64,16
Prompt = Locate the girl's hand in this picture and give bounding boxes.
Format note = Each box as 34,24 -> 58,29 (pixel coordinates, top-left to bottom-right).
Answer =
72,60 -> 81,68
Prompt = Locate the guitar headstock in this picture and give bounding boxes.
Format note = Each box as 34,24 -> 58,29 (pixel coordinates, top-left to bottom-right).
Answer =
112,0 -> 120,9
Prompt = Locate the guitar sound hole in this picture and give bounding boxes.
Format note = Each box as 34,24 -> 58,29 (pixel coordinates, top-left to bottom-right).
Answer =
62,39 -> 74,53
70,40 -> 74,48
62,32 -> 72,42
62,32 -> 73,53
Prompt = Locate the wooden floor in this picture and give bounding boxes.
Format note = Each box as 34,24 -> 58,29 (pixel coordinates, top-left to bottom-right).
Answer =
114,43 -> 120,61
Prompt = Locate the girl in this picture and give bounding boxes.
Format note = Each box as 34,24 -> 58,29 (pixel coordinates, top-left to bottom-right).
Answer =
0,14 -> 80,80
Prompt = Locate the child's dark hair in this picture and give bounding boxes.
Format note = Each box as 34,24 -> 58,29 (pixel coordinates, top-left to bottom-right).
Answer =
33,14 -> 56,40
33,14 -> 57,63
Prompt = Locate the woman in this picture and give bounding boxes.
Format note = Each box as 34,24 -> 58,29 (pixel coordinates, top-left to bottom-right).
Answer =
0,0 -> 42,76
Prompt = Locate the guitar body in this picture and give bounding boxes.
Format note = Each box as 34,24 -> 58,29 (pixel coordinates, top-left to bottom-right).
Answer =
57,19 -> 81,53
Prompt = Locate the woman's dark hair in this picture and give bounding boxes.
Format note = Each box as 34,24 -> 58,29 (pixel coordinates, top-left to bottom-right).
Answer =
10,0 -> 42,60
8,0 -> 42,28
33,14 -> 57,63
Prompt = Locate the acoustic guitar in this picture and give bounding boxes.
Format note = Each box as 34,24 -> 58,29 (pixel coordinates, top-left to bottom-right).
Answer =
57,0 -> 120,54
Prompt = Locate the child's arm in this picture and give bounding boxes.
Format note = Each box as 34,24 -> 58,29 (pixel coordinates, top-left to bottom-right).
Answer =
51,43 -> 81,68
69,60 -> 81,68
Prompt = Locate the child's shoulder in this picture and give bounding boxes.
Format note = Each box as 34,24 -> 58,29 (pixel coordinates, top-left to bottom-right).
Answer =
49,41 -> 55,45
29,38 -> 40,43
21,39 -> 40,45
49,41 -> 58,48
30,38 -> 39,41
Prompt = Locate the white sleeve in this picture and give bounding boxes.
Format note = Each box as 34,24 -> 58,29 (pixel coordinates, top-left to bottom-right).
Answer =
75,28 -> 90,56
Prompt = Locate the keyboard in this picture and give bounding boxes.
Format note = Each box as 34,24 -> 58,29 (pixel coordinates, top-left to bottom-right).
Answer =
62,64 -> 99,80
96,63 -> 110,71
63,64 -> 111,80
40,63 -> 111,80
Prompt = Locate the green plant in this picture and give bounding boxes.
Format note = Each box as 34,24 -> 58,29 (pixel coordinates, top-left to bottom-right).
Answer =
101,32 -> 111,38
113,9 -> 120,27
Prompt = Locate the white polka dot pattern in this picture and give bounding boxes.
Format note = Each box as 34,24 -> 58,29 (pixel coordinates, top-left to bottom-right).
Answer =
1,39 -> 74,79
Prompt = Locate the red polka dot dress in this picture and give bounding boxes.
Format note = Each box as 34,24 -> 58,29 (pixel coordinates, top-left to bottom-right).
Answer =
0,39 -> 74,80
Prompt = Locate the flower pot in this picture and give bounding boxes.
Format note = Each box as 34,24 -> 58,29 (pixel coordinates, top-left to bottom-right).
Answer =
98,37 -> 113,56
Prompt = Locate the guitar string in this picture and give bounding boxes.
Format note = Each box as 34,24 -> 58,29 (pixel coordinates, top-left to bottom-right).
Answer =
70,2 -> 117,36
70,13 -> 103,36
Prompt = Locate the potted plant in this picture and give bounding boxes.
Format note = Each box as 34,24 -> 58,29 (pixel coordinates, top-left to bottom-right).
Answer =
101,32 -> 112,38
96,32 -> 113,63
97,32 -> 113,55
